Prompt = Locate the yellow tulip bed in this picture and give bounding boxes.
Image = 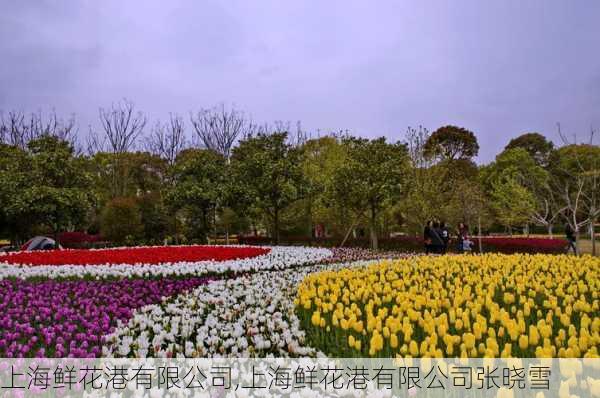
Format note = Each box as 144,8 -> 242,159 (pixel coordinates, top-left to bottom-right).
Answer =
295,254 -> 599,358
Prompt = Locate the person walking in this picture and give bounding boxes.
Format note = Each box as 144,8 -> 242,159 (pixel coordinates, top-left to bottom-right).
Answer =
565,224 -> 577,254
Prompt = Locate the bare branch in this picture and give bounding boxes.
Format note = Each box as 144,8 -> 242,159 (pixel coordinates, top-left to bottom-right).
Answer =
190,104 -> 258,158
405,125 -> 432,169
0,109 -> 77,148
146,113 -> 187,164
86,126 -> 107,155
99,99 -> 146,154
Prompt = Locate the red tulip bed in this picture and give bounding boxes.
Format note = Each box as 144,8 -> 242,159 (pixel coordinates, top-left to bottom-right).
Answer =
478,237 -> 567,254
0,245 -> 335,357
2,245 -> 269,266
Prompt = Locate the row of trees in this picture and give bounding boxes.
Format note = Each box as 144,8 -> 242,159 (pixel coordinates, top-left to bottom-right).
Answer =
1,102 -> 598,253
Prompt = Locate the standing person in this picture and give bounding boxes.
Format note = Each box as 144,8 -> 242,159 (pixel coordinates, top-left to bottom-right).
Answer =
440,222 -> 450,254
565,224 -> 577,254
423,221 -> 433,254
456,222 -> 464,253
431,221 -> 444,254
456,223 -> 468,253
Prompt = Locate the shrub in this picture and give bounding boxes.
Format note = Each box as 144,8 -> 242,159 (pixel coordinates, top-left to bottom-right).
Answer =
137,193 -> 169,245
57,231 -> 103,248
100,197 -> 143,245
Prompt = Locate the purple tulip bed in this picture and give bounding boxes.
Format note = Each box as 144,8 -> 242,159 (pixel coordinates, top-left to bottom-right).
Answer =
0,277 -> 211,358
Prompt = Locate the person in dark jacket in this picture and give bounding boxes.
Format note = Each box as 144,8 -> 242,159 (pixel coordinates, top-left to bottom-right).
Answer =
431,221 -> 445,254
565,224 -> 577,254
423,220 -> 433,254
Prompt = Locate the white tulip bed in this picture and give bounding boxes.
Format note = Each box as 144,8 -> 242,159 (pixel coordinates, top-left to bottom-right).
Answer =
0,245 -> 333,280
103,261 -> 366,358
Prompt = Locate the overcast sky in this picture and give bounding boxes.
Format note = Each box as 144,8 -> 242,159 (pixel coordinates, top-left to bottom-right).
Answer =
1,0 -> 599,162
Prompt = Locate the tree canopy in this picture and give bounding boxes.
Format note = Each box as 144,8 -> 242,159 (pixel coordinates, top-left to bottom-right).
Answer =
423,125 -> 479,161
230,132 -> 304,244
504,132 -> 554,166
330,136 -> 409,249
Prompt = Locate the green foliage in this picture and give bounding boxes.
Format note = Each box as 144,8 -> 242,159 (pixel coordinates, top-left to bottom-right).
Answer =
0,117 -> 592,247
423,125 -> 479,161
167,149 -> 226,211
548,144 -> 600,236
88,151 -> 167,203
1,136 -> 92,242
137,192 -> 169,244
549,144 -> 600,178
166,148 -> 227,242
399,164 -> 446,234
482,148 -> 549,191
100,197 -> 143,244
444,178 -> 491,231
401,125 -> 485,235
330,136 -> 409,249
299,137 -> 348,236
230,132 -> 305,243
490,177 -> 536,231
505,132 -> 554,166
0,144 -> 27,237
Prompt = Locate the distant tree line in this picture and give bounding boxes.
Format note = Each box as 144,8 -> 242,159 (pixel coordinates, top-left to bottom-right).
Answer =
1,101 -> 598,254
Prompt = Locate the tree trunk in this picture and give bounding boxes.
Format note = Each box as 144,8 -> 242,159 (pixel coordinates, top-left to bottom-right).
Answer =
273,208 -> 280,245
548,224 -> 553,239
575,229 -> 580,256
590,221 -> 596,256
340,211 -> 364,248
213,206 -> 217,244
53,227 -> 59,249
478,216 -> 482,253
306,201 -> 313,238
202,209 -> 208,244
370,206 -> 378,250
174,215 -> 178,245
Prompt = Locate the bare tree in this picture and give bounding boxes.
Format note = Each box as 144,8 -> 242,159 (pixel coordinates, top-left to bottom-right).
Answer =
96,99 -> 147,198
529,185 -> 565,238
0,110 -> 77,148
249,120 -> 309,147
279,120 -> 308,147
190,104 -> 258,159
98,99 -> 146,154
86,125 -> 107,155
145,114 -> 187,165
0,111 -> 27,148
555,124 -> 600,255
405,125 -> 433,169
